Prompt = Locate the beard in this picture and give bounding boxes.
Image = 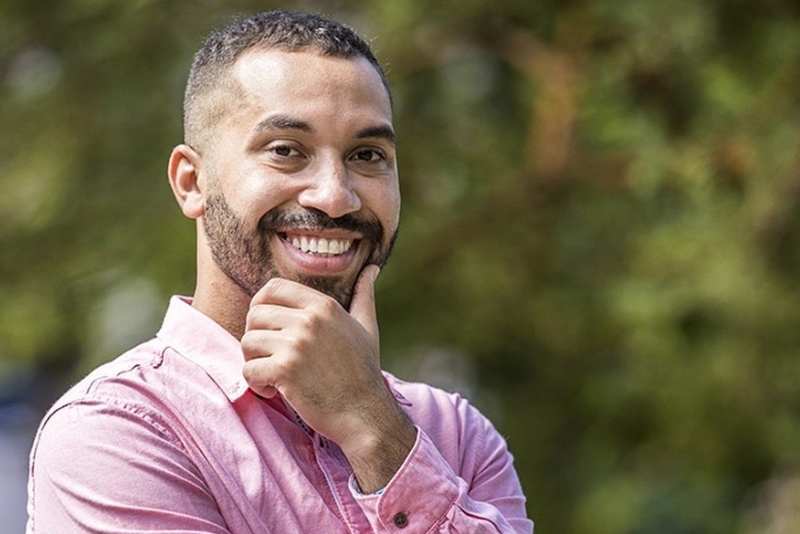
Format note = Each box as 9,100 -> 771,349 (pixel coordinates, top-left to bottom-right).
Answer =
202,191 -> 397,309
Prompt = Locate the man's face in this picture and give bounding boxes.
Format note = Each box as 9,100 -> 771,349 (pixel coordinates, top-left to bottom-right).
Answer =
198,49 -> 400,309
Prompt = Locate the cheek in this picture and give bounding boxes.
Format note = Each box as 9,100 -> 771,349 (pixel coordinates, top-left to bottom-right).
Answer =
388,195 -> 401,232
224,171 -> 300,218
372,184 -> 401,234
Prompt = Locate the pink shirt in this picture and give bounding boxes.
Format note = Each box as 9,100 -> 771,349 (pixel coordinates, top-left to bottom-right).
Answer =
27,296 -> 533,533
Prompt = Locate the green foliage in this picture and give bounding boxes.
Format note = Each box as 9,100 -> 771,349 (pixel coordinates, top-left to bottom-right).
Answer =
3,0 -> 800,531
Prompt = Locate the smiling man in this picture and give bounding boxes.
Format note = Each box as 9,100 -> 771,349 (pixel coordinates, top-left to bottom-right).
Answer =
26,10 -> 533,534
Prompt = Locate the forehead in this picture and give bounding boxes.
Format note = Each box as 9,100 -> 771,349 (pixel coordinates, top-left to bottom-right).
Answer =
227,48 -> 393,129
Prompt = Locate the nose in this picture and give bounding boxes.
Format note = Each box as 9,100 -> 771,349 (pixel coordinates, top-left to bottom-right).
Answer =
297,157 -> 362,219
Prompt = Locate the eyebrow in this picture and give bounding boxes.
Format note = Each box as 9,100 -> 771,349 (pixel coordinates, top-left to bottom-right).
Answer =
255,114 -> 313,134
254,114 -> 396,145
357,125 -> 396,145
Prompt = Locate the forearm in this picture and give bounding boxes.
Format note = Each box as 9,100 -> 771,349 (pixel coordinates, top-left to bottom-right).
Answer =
341,397 -> 417,493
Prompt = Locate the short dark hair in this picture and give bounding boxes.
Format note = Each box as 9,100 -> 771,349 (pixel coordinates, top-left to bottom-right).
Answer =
183,10 -> 391,150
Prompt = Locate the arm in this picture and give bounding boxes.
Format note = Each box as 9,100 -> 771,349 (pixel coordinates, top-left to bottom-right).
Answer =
242,266 -> 416,492
241,267 -> 533,533
27,398 -> 230,533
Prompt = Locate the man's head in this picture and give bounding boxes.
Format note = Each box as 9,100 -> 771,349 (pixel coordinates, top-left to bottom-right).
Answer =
168,11 -> 400,315
184,10 -> 392,153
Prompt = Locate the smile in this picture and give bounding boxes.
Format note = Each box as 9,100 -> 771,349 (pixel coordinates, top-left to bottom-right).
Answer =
285,235 -> 355,257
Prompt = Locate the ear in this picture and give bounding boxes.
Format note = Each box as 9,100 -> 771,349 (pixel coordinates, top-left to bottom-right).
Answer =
168,144 -> 205,219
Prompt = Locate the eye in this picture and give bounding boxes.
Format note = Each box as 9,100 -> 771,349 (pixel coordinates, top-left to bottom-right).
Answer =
351,148 -> 386,163
269,144 -> 302,158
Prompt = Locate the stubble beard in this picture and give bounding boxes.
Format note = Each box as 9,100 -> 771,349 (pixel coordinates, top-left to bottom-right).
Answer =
203,191 -> 396,310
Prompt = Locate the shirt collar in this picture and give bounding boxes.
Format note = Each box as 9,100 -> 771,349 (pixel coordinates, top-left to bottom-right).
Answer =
155,296 -> 251,401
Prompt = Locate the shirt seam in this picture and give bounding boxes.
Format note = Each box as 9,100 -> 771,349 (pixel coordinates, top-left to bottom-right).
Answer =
27,391 -> 185,533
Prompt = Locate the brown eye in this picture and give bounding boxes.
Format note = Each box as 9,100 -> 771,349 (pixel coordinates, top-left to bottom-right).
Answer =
353,149 -> 384,163
271,145 -> 300,157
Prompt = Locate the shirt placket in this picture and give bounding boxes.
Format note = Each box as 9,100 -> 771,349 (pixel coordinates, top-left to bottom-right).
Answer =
281,398 -> 372,533
314,436 -> 374,533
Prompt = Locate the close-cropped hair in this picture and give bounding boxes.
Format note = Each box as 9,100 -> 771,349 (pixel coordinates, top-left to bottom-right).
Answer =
183,10 -> 392,151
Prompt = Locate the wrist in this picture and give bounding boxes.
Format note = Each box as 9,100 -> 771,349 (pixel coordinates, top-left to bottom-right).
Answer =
341,406 -> 417,494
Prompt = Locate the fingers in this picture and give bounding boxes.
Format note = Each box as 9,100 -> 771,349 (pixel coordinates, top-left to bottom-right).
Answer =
242,268 -> 381,405
248,271 -> 380,338
251,277 -> 317,308
244,303 -> 294,333
242,358 -> 279,398
250,383 -> 279,399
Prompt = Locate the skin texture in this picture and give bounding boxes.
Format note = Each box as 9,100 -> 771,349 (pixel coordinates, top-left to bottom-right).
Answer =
167,48 -> 416,493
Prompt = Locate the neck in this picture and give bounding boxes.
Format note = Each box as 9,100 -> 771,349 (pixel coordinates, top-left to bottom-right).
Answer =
192,251 -> 251,339
192,281 -> 250,339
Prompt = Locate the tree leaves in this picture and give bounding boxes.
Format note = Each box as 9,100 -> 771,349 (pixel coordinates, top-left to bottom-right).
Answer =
4,0 -> 800,532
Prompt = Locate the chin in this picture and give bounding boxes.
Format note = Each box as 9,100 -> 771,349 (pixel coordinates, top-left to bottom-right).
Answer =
294,273 -> 356,309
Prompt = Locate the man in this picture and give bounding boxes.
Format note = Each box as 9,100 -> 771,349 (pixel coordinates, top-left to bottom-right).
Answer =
26,10 -> 533,533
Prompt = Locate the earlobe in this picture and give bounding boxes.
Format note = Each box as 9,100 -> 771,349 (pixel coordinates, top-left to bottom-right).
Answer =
168,144 -> 205,219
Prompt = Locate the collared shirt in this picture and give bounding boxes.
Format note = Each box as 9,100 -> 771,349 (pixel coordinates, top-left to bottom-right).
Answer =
26,296 -> 533,533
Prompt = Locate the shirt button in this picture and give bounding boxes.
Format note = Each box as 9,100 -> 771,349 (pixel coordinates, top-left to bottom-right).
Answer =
393,512 -> 409,528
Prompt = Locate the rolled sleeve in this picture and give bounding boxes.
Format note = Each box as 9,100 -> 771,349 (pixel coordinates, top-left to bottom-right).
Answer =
352,428 -> 459,532
352,427 -> 532,533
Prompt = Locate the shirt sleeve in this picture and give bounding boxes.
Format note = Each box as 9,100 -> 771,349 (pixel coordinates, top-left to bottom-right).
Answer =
27,398 -> 231,534
350,423 -> 534,534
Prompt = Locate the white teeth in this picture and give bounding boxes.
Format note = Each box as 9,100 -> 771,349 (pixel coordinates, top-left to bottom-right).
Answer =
289,236 -> 353,256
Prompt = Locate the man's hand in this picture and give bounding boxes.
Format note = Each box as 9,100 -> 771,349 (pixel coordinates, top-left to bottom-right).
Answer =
241,265 -> 416,492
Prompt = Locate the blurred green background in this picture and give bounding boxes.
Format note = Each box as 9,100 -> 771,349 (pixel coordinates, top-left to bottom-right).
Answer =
3,0 -> 800,532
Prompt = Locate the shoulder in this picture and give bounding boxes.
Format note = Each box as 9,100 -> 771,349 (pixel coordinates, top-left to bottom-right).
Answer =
35,338 -> 180,445
36,334 -> 220,452
51,338 -> 166,408
50,334 -> 223,414
29,337 -> 210,492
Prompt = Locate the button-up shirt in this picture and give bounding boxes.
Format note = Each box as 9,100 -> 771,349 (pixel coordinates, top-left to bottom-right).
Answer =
27,296 -> 533,533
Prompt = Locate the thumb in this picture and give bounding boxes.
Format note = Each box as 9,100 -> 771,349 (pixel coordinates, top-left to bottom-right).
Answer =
349,264 -> 380,339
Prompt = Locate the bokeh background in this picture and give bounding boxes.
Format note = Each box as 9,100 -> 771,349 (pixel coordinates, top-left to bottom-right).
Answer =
3,0 -> 800,532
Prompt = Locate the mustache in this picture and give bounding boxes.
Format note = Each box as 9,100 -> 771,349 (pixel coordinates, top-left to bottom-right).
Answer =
258,208 -> 384,242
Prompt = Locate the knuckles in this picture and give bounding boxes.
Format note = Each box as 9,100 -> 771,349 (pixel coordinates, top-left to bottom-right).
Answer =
296,309 -> 321,332
315,297 -> 341,317
285,327 -> 315,355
